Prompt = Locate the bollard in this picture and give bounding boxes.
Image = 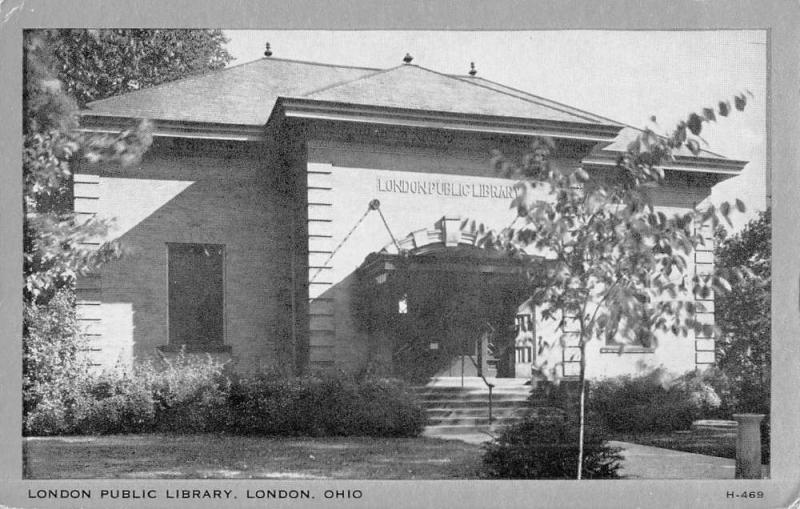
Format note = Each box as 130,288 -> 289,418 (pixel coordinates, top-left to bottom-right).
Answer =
733,413 -> 765,479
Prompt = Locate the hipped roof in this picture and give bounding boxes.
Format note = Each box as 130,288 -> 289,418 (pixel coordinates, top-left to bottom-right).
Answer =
83,57 -> 619,127
81,56 -> 746,170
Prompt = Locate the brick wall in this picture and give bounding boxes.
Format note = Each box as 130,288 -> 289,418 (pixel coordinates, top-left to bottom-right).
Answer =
75,139 -> 295,373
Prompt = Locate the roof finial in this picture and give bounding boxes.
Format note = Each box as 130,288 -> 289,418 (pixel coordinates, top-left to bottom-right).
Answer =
264,42 -> 273,57
403,52 -> 413,64
468,62 -> 477,76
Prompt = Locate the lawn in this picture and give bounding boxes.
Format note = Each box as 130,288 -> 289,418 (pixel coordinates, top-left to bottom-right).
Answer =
23,434 -> 485,479
616,426 -> 770,465
615,429 -> 736,459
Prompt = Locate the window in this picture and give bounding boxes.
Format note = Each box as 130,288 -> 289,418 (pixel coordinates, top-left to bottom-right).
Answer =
165,243 -> 227,352
600,306 -> 655,354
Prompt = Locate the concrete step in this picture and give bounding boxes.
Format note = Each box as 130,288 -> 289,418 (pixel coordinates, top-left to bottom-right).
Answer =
426,405 -> 529,417
428,409 -> 525,426
415,395 -> 530,404
421,423 -> 513,436
420,400 -> 531,410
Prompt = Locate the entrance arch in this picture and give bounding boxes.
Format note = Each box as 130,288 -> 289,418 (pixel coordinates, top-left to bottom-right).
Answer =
356,216 -> 534,382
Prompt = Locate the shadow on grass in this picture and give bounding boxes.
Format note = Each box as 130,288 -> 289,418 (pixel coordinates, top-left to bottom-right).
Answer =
24,434 -> 486,480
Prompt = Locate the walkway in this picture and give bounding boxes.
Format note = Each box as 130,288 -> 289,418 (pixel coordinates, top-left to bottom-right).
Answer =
422,430 -> 740,479
608,440 -> 735,479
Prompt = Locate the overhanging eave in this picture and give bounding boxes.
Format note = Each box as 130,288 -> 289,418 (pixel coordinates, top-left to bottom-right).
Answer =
273,97 -> 624,143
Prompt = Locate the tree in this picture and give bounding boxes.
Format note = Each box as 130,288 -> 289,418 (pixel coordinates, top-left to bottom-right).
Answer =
45,29 -> 232,107
24,28 -> 232,303
491,94 -> 751,479
714,209 -> 770,413
22,29 -> 232,426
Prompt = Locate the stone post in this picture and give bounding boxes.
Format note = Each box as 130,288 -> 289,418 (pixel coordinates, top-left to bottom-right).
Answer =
478,331 -> 489,377
733,413 -> 765,479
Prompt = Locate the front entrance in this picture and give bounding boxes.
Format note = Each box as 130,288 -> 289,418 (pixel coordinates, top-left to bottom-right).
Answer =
357,245 -> 531,383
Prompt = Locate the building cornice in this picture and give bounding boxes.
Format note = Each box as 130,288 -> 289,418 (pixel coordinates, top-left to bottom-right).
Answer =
582,151 -> 747,178
78,114 -> 266,142
273,98 -> 624,143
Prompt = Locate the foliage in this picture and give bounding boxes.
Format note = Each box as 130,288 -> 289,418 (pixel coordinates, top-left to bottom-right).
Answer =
491,94 -> 749,477
25,362 -> 426,438
227,372 -> 426,437
714,209 -> 770,415
482,416 -> 622,479
23,29 -> 232,429
44,29 -> 232,107
22,289 -> 87,421
24,28 -> 231,303
588,368 -> 723,433
24,352 -> 229,435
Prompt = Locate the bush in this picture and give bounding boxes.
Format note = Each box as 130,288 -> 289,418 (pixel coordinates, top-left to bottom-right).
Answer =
589,368 -> 722,433
24,341 -> 426,438
25,351 -> 230,436
147,354 -> 231,433
227,372 -> 426,437
71,371 -> 156,434
482,416 -> 622,479
23,289 -> 88,434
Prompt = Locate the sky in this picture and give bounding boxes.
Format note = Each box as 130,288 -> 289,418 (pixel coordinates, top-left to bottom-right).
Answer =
224,30 -> 767,230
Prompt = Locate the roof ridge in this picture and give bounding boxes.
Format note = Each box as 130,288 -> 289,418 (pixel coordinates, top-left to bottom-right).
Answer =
86,57 -> 382,109
254,56 -> 381,72
456,76 -> 728,159
410,65 -> 618,125
451,74 -> 620,126
303,64 -> 613,126
85,57 -> 274,108
301,65 -> 402,97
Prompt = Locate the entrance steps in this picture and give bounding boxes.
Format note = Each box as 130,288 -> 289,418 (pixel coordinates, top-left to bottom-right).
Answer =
412,377 -> 537,437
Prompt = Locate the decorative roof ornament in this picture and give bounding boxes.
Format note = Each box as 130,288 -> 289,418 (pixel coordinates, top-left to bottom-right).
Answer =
264,43 -> 273,57
403,53 -> 413,64
468,62 -> 477,76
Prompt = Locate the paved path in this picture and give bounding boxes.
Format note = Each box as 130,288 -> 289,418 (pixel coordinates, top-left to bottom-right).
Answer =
608,440 -> 735,479
423,430 -> 740,479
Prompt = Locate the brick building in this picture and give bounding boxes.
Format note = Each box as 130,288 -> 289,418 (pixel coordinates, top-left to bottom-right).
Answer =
75,54 -> 746,381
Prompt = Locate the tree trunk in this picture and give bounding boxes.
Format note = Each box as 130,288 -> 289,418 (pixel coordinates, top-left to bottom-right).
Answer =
577,342 -> 587,480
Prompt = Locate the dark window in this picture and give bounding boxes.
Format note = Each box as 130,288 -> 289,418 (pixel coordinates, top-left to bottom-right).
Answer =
167,243 -> 225,351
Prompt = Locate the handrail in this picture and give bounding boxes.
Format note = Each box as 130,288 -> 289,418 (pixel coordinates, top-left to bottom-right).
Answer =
463,352 -> 494,423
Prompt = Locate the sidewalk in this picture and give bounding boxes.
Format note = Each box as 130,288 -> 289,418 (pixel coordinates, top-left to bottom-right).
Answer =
423,430 -> 745,479
608,440 -> 736,479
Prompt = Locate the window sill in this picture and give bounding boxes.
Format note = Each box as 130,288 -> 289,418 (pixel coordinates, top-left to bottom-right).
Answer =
157,344 -> 232,354
600,346 -> 656,354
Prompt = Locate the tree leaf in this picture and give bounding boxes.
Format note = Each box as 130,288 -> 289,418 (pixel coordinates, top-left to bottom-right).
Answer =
718,100 -> 730,117
687,113 -> 703,136
702,107 -> 716,122
734,94 -> 747,111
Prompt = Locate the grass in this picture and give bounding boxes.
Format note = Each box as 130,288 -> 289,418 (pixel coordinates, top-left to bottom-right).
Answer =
23,434 -> 485,479
616,427 -> 769,465
615,429 -> 737,460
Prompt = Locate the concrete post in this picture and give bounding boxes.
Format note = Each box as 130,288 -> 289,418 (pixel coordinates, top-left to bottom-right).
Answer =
478,332 -> 489,377
733,413 -> 765,479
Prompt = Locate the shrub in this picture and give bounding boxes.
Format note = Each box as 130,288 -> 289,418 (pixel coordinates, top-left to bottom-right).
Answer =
25,344 -> 425,438
589,368 -> 722,433
147,353 -> 230,433
482,416 -> 622,479
25,351 -> 230,436
227,372 -> 426,437
71,371 -> 156,434
23,289 -> 88,434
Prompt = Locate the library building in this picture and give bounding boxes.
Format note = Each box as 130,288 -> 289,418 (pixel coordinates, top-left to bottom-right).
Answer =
75,50 -> 745,383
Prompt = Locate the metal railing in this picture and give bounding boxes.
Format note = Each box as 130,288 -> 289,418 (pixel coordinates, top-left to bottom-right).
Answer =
457,323 -> 497,423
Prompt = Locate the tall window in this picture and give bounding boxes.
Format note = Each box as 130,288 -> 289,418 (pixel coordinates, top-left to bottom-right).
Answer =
167,243 -> 224,350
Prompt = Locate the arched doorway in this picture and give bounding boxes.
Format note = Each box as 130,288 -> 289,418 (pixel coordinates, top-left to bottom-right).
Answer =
355,216 -> 534,382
